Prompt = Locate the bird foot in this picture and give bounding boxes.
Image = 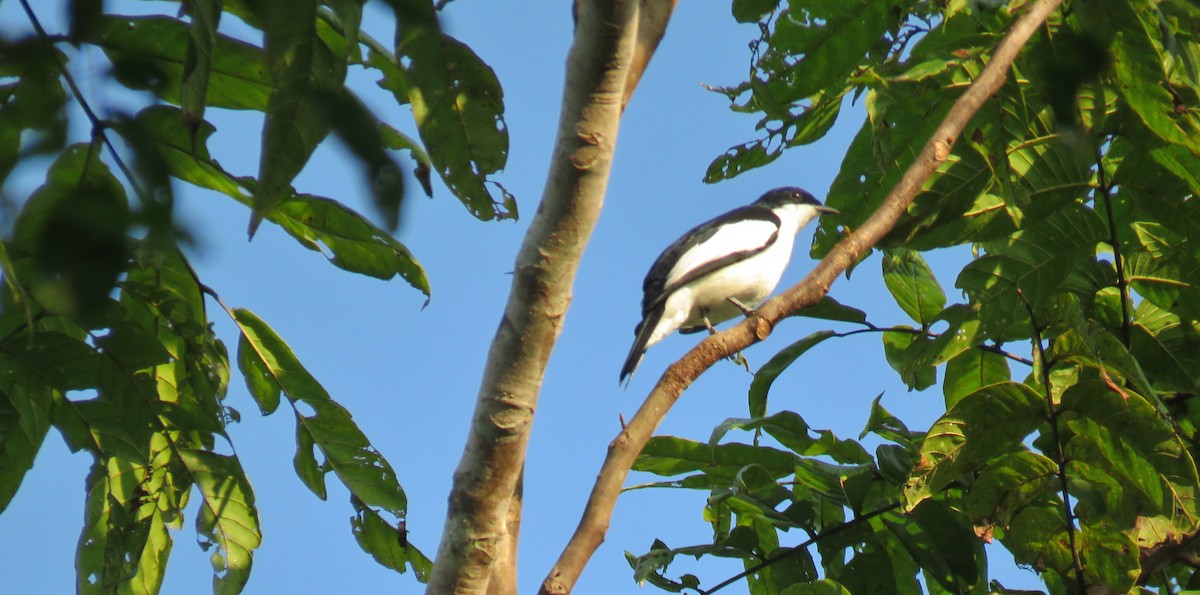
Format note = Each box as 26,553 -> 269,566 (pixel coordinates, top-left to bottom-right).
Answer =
727,297 -> 756,317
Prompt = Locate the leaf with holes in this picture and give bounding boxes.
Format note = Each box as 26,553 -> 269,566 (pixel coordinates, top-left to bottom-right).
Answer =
231,309 -> 408,519
179,450 -> 261,594
399,9 -> 510,220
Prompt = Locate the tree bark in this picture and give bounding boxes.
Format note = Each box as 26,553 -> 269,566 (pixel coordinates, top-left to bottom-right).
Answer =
426,1 -> 658,592
483,4 -> 678,592
540,0 -> 1066,592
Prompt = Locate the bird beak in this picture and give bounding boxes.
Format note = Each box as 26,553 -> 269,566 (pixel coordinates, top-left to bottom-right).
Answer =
816,205 -> 839,216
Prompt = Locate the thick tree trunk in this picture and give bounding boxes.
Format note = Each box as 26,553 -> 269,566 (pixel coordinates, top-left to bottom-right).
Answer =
425,1 -> 641,592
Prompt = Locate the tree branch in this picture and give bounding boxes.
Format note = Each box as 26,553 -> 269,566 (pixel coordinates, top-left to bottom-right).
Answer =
542,0 -> 1065,591
424,1 -> 643,592
1018,289 -> 1087,592
622,0 -> 678,111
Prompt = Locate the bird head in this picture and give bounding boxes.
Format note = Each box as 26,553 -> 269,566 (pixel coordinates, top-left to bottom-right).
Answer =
754,187 -> 839,216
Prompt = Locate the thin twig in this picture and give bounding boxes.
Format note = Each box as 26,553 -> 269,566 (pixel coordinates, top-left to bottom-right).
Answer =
832,325 -> 1034,366
1017,288 -> 1087,593
543,3 -> 1065,590
704,503 -> 902,594
1094,143 -> 1131,346
18,0 -> 149,202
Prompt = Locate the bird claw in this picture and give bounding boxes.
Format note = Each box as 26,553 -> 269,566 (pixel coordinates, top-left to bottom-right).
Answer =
727,297 -> 756,317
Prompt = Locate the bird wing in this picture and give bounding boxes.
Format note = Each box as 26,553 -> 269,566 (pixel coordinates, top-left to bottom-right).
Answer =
642,205 -> 781,314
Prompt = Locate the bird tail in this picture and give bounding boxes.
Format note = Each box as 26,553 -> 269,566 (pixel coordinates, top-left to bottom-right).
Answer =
619,307 -> 663,386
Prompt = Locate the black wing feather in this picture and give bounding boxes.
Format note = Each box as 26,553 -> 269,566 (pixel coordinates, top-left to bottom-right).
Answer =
640,205 -> 780,316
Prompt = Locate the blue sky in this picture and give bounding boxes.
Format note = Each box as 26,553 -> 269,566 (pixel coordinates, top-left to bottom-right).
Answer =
0,1 -> 1046,593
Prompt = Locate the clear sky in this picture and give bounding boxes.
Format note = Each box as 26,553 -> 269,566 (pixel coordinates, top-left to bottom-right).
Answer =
0,1 -> 1047,593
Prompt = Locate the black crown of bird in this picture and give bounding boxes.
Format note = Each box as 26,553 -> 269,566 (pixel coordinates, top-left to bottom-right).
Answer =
619,187 -> 838,385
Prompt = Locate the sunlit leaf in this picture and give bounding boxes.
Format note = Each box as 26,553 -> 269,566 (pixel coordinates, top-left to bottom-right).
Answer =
636,436 -> 799,482
711,411 -> 871,464
231,309 -> 408,517
88,16 -> 273,110
137,106 -> 430,295
250,0 -> 328,237
904,382 -> 1045,509
398,7 -> 511,220
748,330 -> 837,417
942,348 -> 1010,409
179,450 -> 261,594
882,249 -> 946,326
350,496 -> 431,579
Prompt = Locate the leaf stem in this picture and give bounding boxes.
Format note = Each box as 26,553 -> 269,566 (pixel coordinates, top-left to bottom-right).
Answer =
1017,288 -> 1086,592
1094,143 -> 1131,346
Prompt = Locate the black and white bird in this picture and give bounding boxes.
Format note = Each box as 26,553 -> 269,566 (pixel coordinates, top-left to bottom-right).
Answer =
619,187 -> 838,385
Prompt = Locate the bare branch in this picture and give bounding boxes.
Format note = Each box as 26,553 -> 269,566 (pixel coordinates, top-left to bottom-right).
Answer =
541,0 -> 1065,591
424,1 -> 643,592
623,0 -> 678,110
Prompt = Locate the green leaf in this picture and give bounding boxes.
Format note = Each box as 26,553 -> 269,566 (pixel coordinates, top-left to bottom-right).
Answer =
399,14 -> 511,220
1052,323 -> 1157,403
250,0 -> 328,237
635,436 -> 800,483
884,500 -> 981,593
11,144 -> 130,325
860,394 -> 918,448
781,579 -> 852,595
271,194 -> 430,294
1129,300 -> 1200,393
1106,0 -> 1200,157
731,0 -> 778,23
711,411 -> 872,464
882,329 -> 936,391
136,106 -> 430,295
748,330 -> 837,417
237,333 -> 281,415
0,39 -> 68,174
1059,380 -> 1200,505
956,203 -> 1108,339
1003,503 -> 1075,587
903,382 -> 1045,510
181,0 -> 221,133
179,450 -> 261,594
89,16 -> 273,111
350,496 -> 431,580
76,458 -> 173,595
942,348 -> 1011,409
231,309 -> 408,516
789,296 -> 869,325
793,459 -> 876,509
1123,221 -> 1200,321
882,249 -> 946,326
1064,417 -> 1162,516
315,89 -> 406,230
966,450 -> 1058,524
0,371 -> 51,513
293,410 -> 327,500
754,0 -> 891,107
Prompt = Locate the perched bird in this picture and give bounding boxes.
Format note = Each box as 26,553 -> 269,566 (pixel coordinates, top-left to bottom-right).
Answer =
619,187 -> 838,385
